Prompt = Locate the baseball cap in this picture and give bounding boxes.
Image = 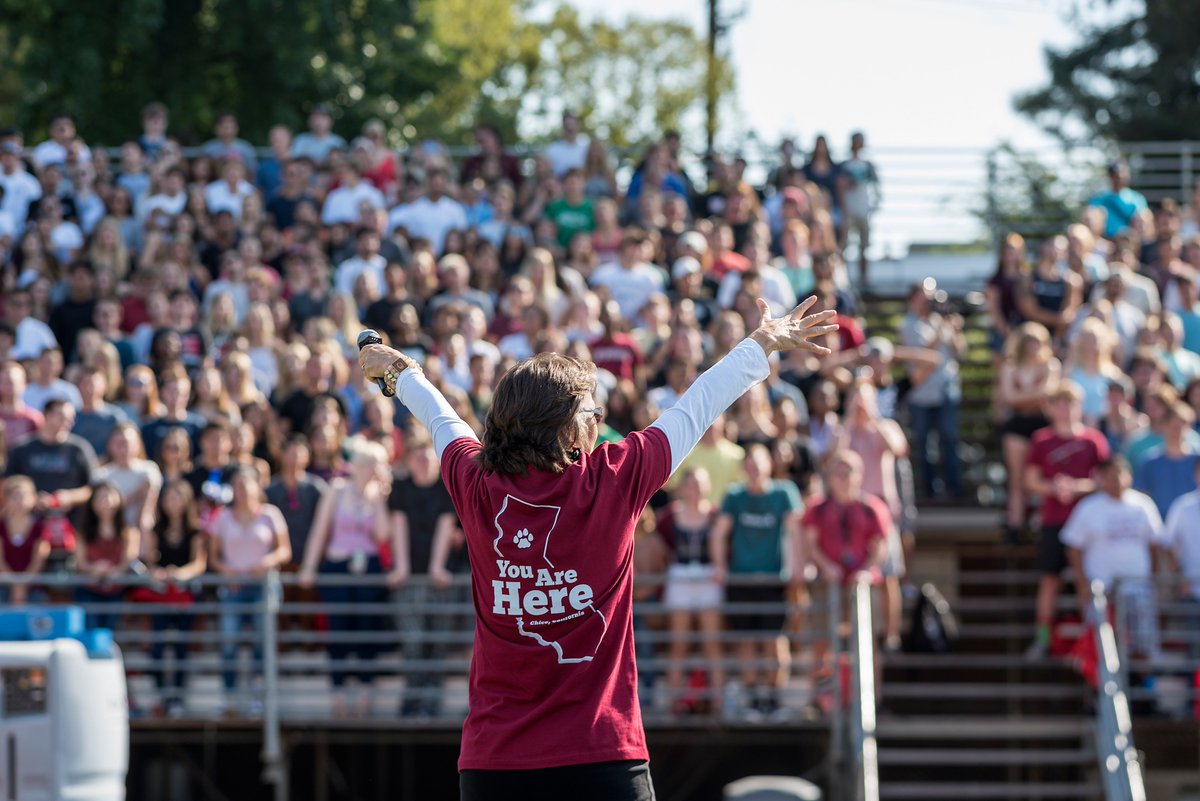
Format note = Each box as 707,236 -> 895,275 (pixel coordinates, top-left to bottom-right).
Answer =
679,231 -> 708,255
671,257 -> 701,281
865,336 -> 894,361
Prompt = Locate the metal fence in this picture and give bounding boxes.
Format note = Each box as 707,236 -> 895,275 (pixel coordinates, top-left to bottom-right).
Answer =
0,571 -> 865,721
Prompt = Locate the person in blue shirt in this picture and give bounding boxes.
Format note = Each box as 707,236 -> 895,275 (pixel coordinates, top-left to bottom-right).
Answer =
1088,161 -> 1148,239
1135,401 -> 1199,517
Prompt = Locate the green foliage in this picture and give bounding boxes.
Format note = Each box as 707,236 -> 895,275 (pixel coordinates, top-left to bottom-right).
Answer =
499,3 -> 734,151
1016,0 -> 1200,143
0,0 -> 729,151
0,0 -> 460,145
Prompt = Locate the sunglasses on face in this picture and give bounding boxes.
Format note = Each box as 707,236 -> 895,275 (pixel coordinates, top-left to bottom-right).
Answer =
579,406 -> 604,420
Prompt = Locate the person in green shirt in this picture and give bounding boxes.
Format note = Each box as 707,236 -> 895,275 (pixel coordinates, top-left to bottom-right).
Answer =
710,444 -> 804,719
545,169 -> 595,248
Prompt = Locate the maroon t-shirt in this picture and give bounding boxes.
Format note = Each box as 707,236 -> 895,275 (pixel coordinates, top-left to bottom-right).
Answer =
441,428 -> 672,771
801,494 -> 890,580
0,519 -> 50,573
589,333 -> 643,383
1026,426 -> 1110,526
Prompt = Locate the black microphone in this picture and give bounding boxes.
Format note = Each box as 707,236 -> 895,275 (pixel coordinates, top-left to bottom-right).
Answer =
357,329 -> 395,397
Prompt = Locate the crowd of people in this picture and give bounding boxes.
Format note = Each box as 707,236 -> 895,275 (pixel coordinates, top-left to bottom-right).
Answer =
984,161 -> 1200,660
0,99 -> 1196,719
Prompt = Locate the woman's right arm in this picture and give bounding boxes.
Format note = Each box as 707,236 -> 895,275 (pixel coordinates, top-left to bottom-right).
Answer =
359,347 -> 478,460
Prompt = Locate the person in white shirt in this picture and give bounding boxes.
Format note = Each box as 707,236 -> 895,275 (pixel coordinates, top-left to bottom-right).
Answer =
386,168 -> 467,256
334,228 -> 387,297
31,115 -> 92,170
142,166 -> 189,224
5,291 -> 57,362
321,161 -> 385,226
543,112 -> 589,177
204,157 -> 256,218
0,142 -> 42,227
589,230 -> 666,321
1091,263 -> 1160,318
716,243 -> 797,317
1163,458 -> 1200,603
21,346 -> 83,412
1060,456 -> 1164,655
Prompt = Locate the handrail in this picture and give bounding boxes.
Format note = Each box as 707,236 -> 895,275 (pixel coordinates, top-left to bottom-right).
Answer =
849,579 -> 880,801
1091,581 -> 1147,801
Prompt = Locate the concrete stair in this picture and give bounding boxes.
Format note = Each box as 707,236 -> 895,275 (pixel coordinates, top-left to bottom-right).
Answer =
875,543 -> 1102,801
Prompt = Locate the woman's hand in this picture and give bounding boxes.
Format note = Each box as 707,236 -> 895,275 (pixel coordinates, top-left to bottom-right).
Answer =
358,344 -> 418,384
748,296 -> 838,357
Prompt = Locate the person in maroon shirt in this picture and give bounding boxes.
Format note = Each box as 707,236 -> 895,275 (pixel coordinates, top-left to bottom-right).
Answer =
0,476 -> 51,604
1023,381 -> 1109,660
360,295 -> 836,801
589,300 -> 646,392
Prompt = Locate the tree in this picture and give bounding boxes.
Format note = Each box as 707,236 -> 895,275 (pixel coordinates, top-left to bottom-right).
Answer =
486,3 -> 735,152
1016,0 -> 1200,143
0,0 -> 514,145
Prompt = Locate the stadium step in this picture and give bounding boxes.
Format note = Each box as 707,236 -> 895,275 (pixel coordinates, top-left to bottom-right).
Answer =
878,747 -> 1094,767
879,782 -> 1101,800
873,543 -> 1102,801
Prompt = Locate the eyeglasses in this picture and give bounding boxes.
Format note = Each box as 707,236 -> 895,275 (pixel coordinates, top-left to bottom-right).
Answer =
579,406 -> 603,420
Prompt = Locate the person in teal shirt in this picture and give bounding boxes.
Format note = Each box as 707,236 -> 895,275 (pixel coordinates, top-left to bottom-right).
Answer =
710,444 -> 803,718
544,169 -> 594,248
1088,161 -> 1148,239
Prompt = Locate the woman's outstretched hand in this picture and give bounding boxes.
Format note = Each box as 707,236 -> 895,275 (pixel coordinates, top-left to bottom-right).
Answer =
748,296 -> 839,357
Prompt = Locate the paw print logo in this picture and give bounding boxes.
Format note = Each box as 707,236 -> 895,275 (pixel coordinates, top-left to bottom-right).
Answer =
513,528 -> 534,549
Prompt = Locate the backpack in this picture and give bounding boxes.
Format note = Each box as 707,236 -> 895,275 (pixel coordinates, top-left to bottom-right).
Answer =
904,582 -> 959,653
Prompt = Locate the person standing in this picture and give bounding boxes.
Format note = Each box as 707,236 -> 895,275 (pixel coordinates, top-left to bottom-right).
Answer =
839,131 -> 880,286
389,429 -> 461,717
1061,456 -> 1164,657
299,442 -> 401,718
5,399 -> 96,572
900,281 -> 966,499
207,466 -> 291,714
264,435 -> 328,571
1024,383 -> 1110,660
359,296 -> 835,800
709,444 -> 804,719
1089,160 -> 1148,239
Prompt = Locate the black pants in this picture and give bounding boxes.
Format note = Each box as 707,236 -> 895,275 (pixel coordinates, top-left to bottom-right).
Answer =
460,760 -> 655,801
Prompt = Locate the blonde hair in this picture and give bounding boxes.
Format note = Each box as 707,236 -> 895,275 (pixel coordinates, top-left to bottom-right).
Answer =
1004,322 -> 1053,366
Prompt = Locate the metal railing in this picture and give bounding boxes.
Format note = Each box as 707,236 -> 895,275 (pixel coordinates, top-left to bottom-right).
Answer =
1090,582 -> 1147,801
849,579 -> 880,801
0,570 -> 857,798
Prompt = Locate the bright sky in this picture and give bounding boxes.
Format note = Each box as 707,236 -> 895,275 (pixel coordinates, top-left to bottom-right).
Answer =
563,0 -> 1079,153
